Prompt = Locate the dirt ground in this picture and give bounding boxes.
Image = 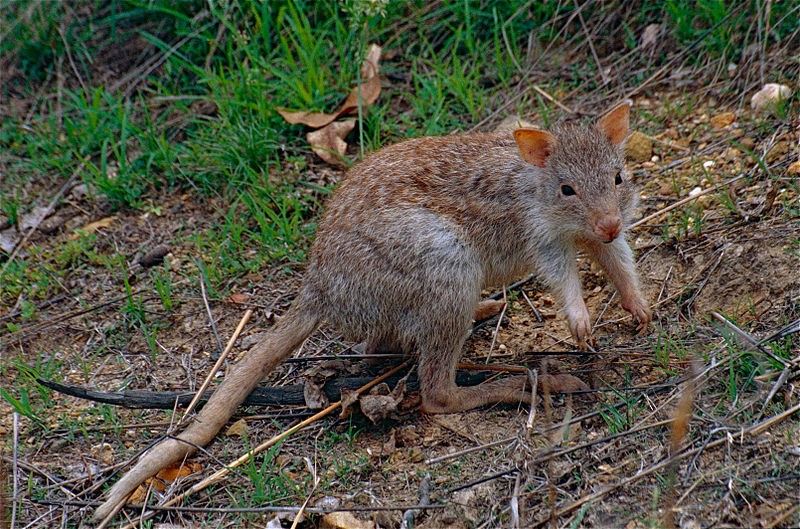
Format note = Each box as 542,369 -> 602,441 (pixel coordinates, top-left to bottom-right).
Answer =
2,29 -> 800,527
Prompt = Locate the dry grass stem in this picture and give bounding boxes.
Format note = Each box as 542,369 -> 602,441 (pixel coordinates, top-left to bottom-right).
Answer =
180,308 -> 254,422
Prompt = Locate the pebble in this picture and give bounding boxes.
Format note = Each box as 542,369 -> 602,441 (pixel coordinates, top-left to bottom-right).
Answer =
724,148 -> 742,161
739,137 -> 756,150
751,83 -> 792,111
625,131 -> 653,162
766,141 -> 789,163
710,111 -> 736,128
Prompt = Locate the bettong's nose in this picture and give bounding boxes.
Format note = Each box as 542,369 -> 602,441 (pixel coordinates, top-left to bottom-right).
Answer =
594,215 -> 622,242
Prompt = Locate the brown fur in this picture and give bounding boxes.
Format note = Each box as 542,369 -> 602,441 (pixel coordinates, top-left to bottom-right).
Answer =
94,102 -> 651,520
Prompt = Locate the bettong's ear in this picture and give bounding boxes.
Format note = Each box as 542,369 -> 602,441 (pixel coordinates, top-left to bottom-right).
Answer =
596,101 -> 631,146
514,129 -> 557,168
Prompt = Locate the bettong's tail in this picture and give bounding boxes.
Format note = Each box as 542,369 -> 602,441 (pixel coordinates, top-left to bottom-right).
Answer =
93,306 -> 319,521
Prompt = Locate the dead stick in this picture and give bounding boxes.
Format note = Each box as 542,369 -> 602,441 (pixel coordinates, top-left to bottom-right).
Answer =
180,309 -> 253,423
631,173 -> 747,229
120,361 -> 412,529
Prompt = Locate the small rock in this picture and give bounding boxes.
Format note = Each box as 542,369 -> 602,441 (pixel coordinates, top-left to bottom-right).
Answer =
90,442 -> 114,465
320,511 -> 376,529
739,137 -> 756,151
659,183 -> 675,197
639,24 -> 662,49
710,111 -> 736,128
39,215 -> 67,234
786,161 -> 800,175
315,496 -> 341,510
19,206 -> 50,231
766,141 -> 789,163
724,148 -> 742,161
751,83 -> 792,111
138,245 -> 170,267
70,183 -> 90,199
625,131 -> 652,162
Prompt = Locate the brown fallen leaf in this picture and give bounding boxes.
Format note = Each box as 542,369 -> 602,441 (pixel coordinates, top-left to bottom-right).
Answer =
227,293 -> 251,304
128,461 -> 202,504
69,216 -> 115,239
277,107 -> 344,129
226,418 -> 249,438
276,43 -> 382,129
307,119 -> 356,166
359,394 -> 398,424
339,377 -> 408,423
303,379 -> 330,409
339,387 -> 360,419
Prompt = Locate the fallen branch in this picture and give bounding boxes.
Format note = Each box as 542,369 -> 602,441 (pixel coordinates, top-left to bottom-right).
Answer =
38,371 -> 494,410
117,361 -> 413,529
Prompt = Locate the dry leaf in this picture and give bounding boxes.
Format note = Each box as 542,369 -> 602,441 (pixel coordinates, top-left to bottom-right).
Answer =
305,359 -> 347,379
227,293 -> 251,304
320,511 -> 376,529
339,387 -> 359,419
0,229 -> 20,253
90,442 -> 114,465
382,429 -> 396,453
69,216 -> 115,239
304,379 -> 330,409
128,461 -> 202,503
226,418 -> 249,438
360,394 -> 398,424
307,119 -> 356,166
276,44 -> 382,129
265,516 -> 284,529
277,107 -> 343,129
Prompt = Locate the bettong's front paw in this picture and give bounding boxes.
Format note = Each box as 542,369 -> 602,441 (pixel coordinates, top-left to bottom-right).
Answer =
568,309 -> 597,350
622,295 -> 652,333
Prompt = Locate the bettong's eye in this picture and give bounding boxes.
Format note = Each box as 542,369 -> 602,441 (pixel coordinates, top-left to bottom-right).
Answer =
614,172 -> 623,185
561,184 -> 576,196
